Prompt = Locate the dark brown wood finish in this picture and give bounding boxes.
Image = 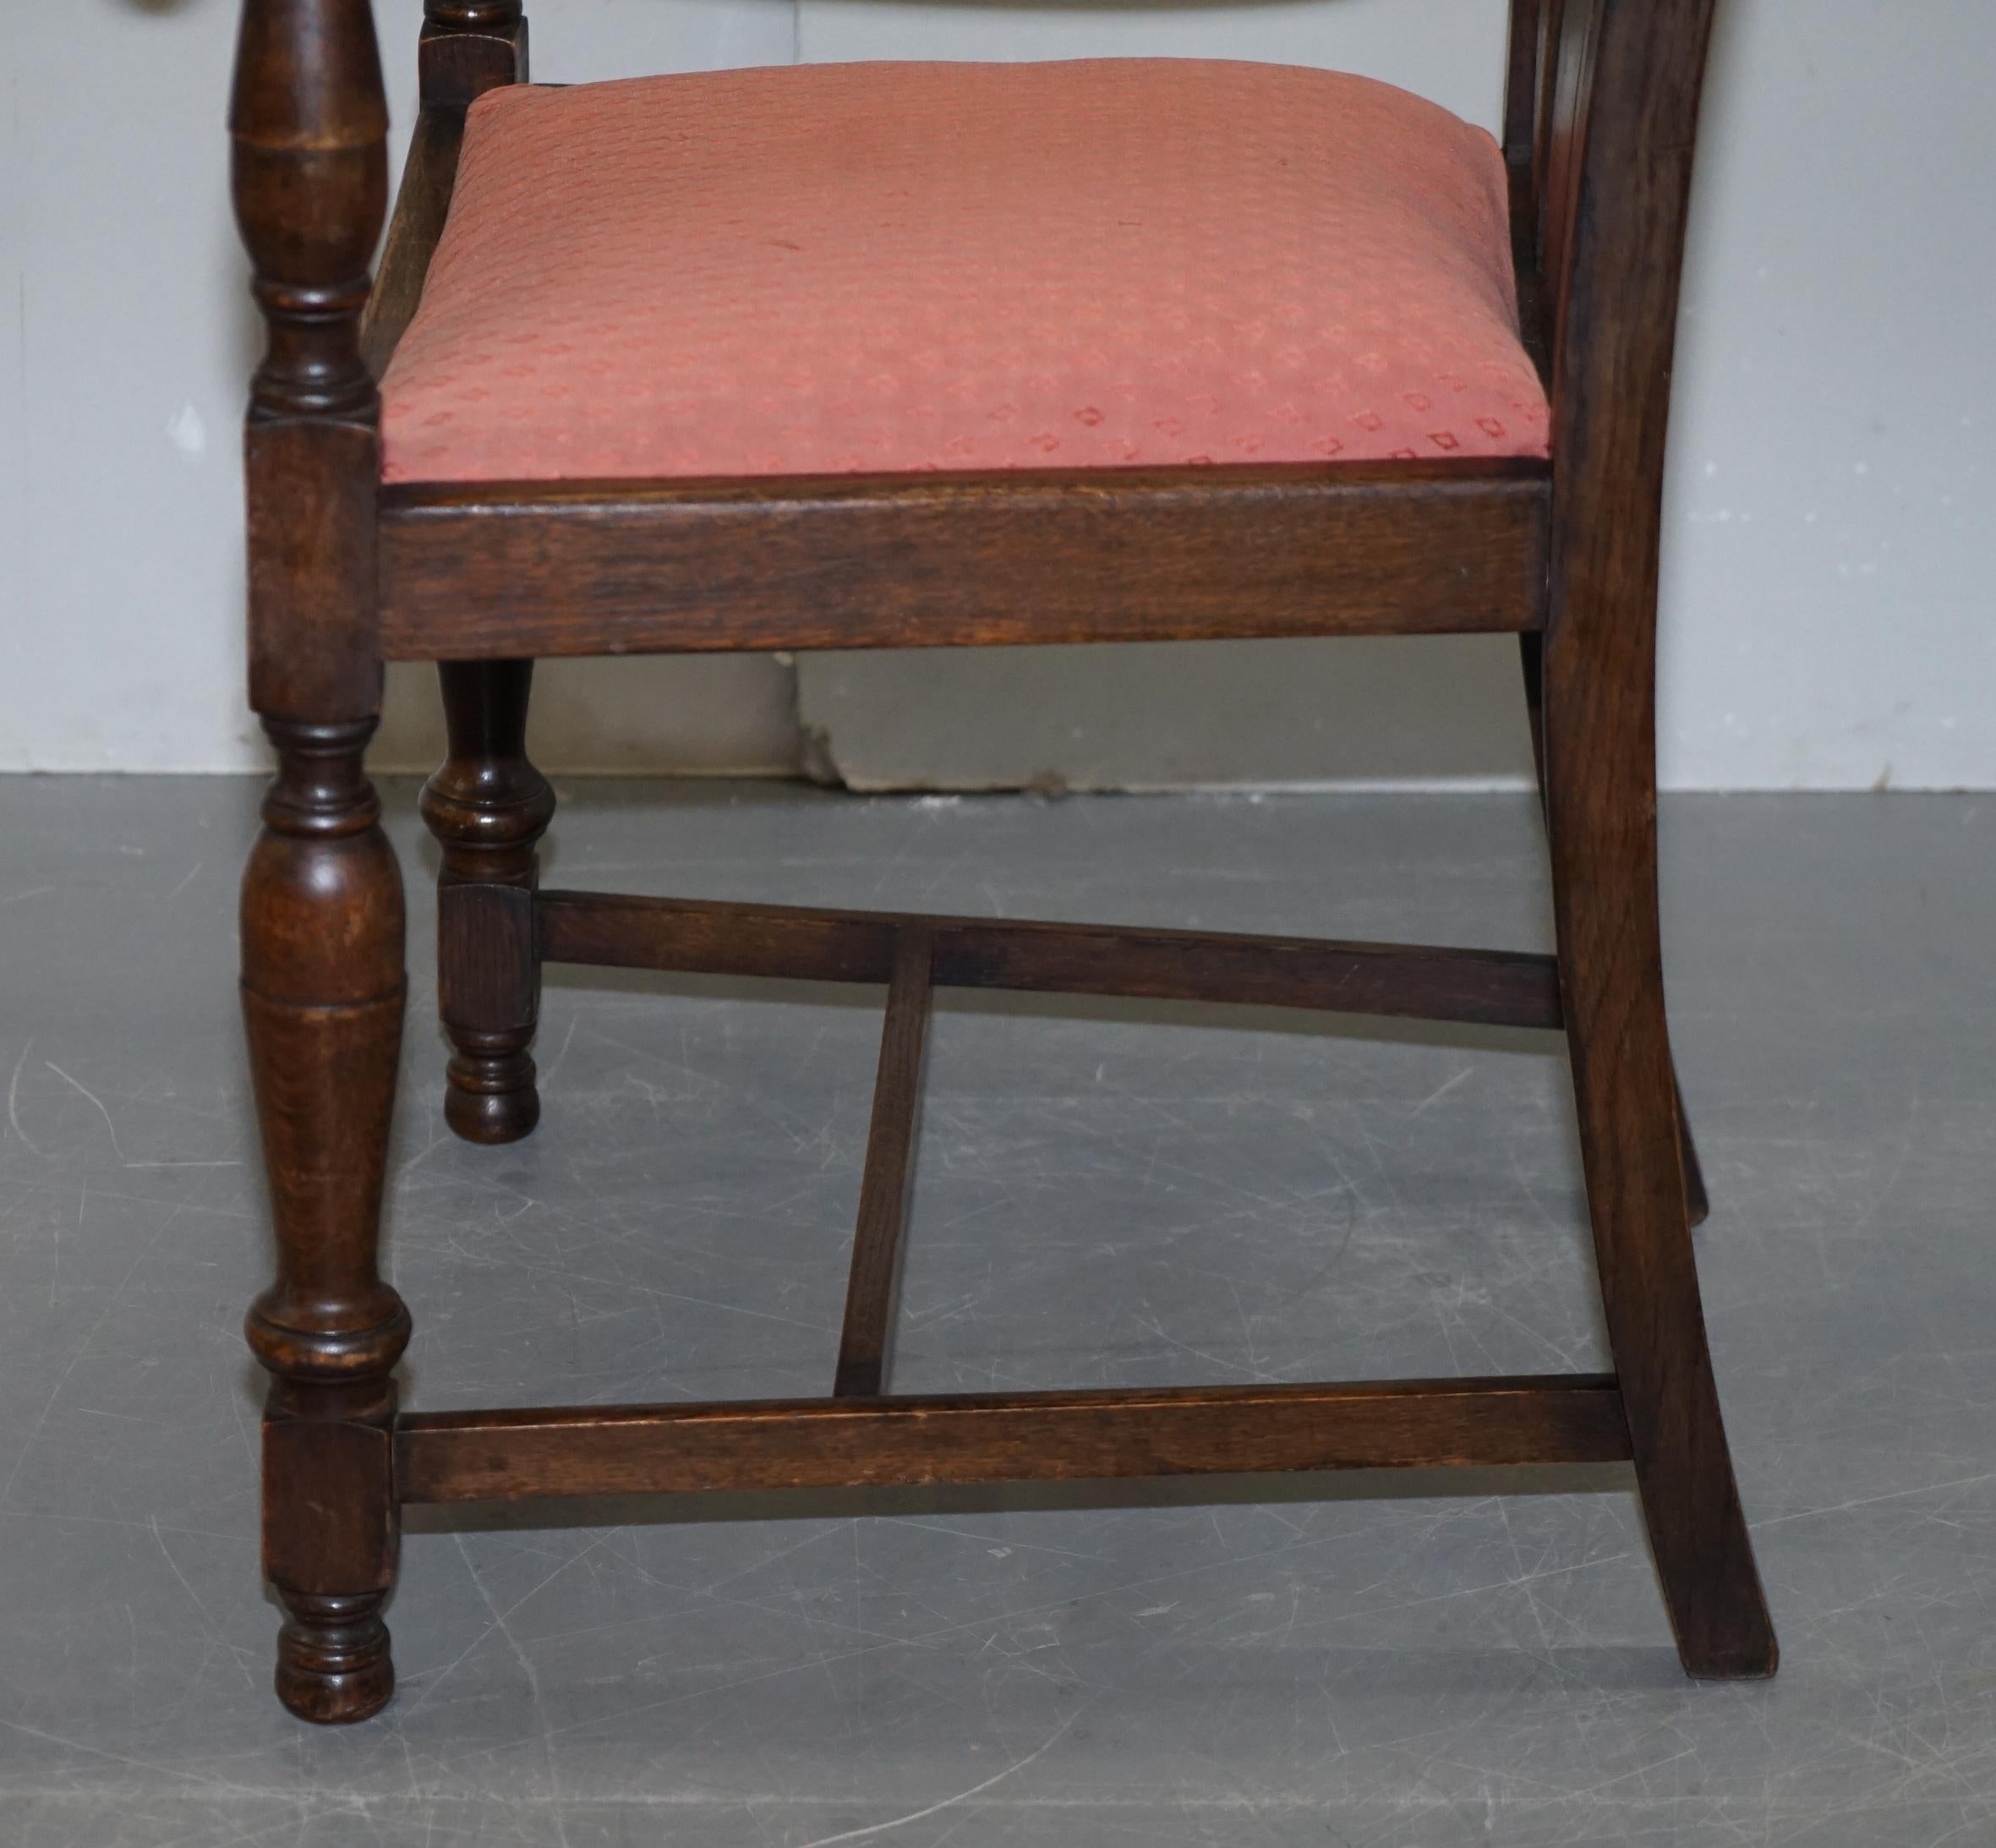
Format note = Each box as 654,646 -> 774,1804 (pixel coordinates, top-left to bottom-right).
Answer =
419,0 -> 528,106
240,724 -> 408,1726
1539,0 -> 1776,1676
232,0 -> 407,1724
376,462 -> 1550,659
834,931 -> 934,1398
1502,0 -> 1548,172
1501,0 -> 1555,380
1506,0 -> 1715,1230
229,0 -> 1777,1722
1517,633 -> 1710,1228
420,662 -> 555,1141
401,12 -> 541,1145
360,103 -> 468,382
360,1 -> 525,380
397,1375 -> 1633,1504
536,891 -> 1567,1030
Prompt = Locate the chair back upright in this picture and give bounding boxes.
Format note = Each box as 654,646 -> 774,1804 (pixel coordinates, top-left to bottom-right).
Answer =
1505,0 -> 1720,473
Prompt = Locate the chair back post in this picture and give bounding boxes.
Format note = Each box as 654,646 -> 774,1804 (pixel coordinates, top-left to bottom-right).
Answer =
1524,3 -> 1780,1687
1500,0 -> 1599,354
230,0 -> 389,724
421,1 -> 529,107
1501,0 -> 1551,183
1542,0 -> 1719,649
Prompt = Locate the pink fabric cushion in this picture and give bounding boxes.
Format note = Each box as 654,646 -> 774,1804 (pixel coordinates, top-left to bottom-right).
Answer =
380,59 -> 1549,483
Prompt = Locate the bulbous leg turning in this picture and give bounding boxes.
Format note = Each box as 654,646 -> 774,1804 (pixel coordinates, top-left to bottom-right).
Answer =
444,1032 -> 541,1143
242,719 -> 411,1722
422,661 -> 555,1145
276,1592 -> 396,1725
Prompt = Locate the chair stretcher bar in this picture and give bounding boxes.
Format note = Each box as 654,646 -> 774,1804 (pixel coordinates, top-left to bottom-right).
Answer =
396,1374 -> 1631,1504
534,891 -> 1565,1031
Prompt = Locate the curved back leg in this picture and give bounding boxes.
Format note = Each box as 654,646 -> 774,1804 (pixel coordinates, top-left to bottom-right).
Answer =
1519,633 -> 1710,1226
1542,636 -> 1775,1676
1528,0 -> 1775,1678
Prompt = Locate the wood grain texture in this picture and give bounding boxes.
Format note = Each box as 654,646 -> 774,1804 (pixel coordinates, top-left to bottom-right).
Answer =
420,662 -> 555,1144
396,1375 -> 1632,1504
232,0 -> 388,722
364,2 -> 528,380
418,0 -> 528,106
361,104 -> 468,382
240,722 -> 408,1725
1502,1 -> 1556,385
232,0 -> 409,1725
834,932 -> 933,1399
1517,632 -> 1709,1227
535,891 -> 1567,1031
1539,0 -> 1776,1678
376,462 -> 1550,659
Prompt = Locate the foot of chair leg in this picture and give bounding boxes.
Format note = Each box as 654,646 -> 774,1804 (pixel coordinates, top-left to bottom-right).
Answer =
1545,816 -> 1775,1675
445,1035 -> 541,1144
276,1591 -> 396,1723
1564,1004 -> 1775,1674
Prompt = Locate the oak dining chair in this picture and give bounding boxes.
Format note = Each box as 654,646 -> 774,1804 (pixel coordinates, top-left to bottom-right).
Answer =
230,0 -> 1777,1722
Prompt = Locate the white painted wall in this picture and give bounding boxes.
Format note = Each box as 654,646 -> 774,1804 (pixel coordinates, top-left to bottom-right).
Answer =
2,0 -> 800,777
4,1 -> 1992,787
794,0 -> 1996,791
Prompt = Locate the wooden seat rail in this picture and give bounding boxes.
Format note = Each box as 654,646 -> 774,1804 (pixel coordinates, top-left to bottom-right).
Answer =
375,463 -> 1551,660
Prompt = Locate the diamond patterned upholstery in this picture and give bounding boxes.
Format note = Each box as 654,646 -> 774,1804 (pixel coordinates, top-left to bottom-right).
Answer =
380,58 -> 1550,483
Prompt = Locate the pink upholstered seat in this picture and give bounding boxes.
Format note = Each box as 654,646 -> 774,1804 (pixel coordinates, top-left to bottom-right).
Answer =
380,59 -> 1550,484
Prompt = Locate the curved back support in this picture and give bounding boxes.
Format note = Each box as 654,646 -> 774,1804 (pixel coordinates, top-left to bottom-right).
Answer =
1505,0 -> 1719,421
1505,0 -> 1719,708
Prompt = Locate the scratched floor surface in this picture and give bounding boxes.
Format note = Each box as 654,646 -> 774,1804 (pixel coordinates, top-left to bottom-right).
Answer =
1,779 -> 1992,1845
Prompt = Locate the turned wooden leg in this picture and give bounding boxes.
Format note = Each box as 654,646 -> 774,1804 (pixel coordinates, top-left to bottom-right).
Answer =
1542,670 -> 1775,1679
420,660 -> 555,1144
242,718 -> 410,1723
1518,634 -> 1710,1227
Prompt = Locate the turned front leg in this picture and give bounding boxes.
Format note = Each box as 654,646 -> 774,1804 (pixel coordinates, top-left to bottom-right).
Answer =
243,719 -> 410,1721
231,0 -> 406,1721
421,661 -> 555,1143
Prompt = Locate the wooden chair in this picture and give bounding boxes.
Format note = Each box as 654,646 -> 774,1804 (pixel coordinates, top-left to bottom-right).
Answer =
231,0 -> 1777,1724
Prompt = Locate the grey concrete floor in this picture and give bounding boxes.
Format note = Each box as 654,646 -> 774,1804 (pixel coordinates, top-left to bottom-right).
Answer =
1,779 -> 1993,1845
